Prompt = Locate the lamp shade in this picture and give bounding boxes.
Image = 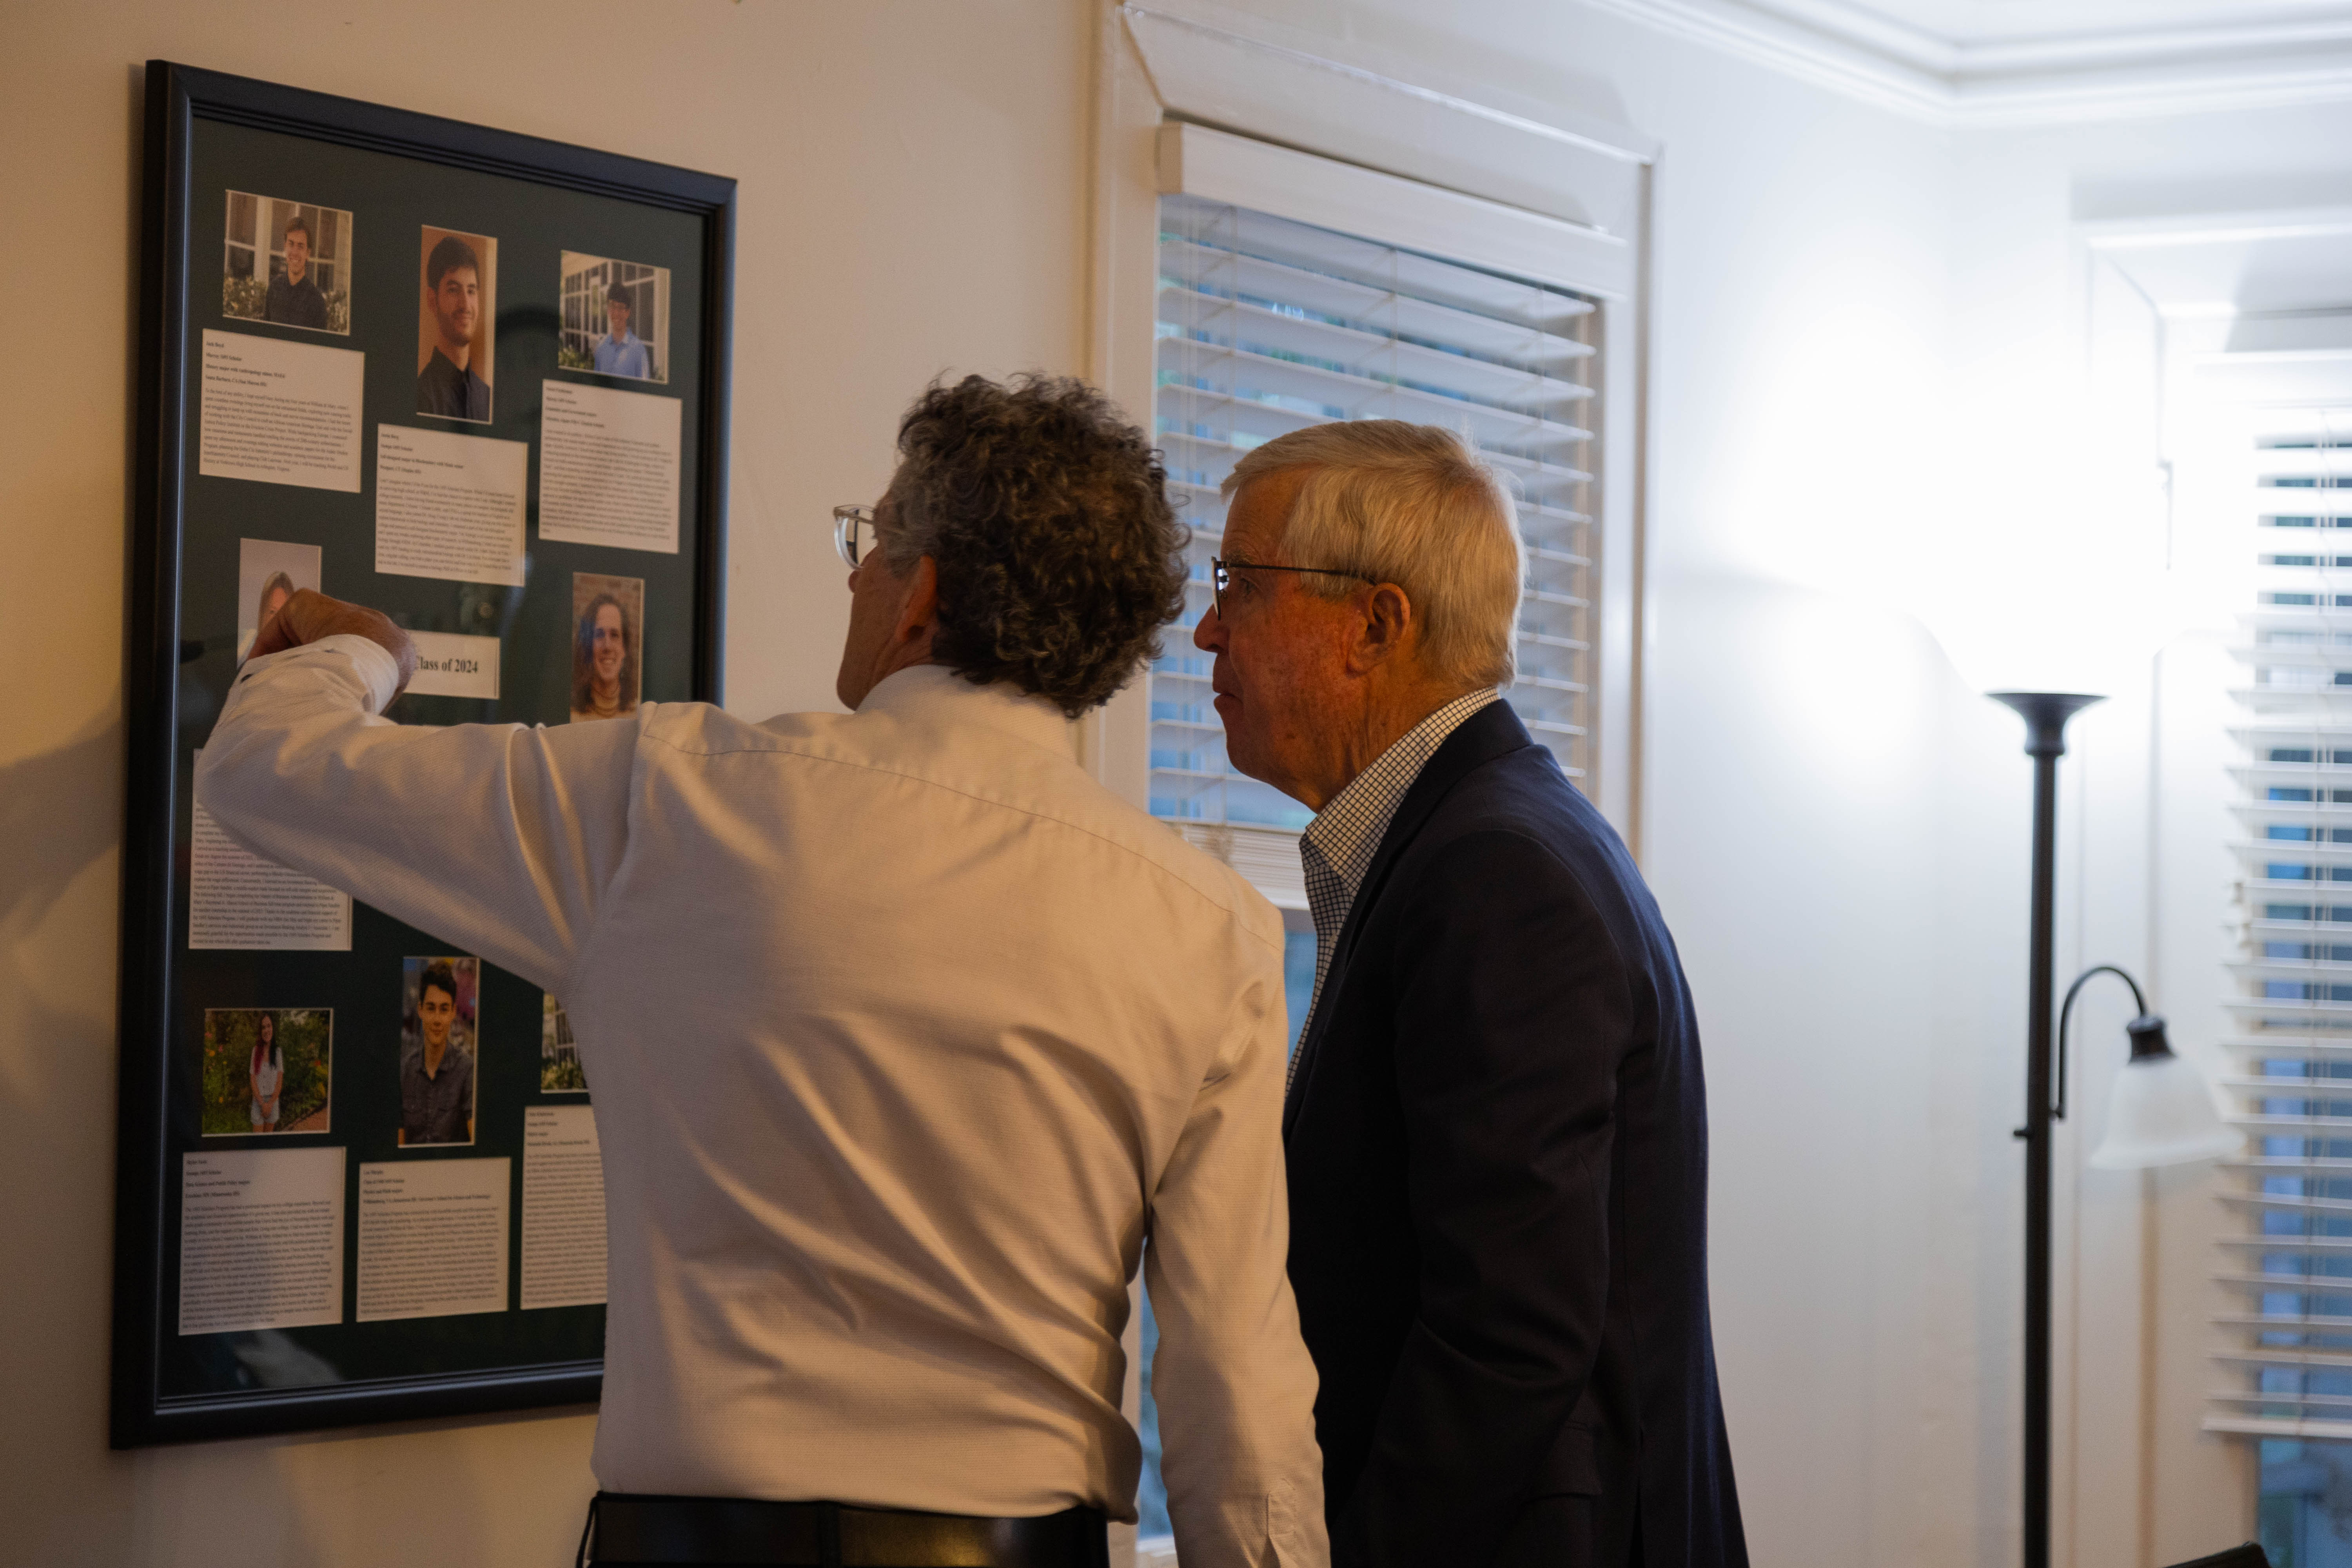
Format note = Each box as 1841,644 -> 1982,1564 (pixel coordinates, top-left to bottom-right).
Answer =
2087,1017 -> 2240,1170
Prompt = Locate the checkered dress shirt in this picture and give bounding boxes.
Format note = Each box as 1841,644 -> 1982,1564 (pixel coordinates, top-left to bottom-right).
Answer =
1289,688 -> 1501,1093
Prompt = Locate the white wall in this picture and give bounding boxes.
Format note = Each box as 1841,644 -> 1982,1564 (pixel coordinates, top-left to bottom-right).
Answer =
0,4 -> 1091,1564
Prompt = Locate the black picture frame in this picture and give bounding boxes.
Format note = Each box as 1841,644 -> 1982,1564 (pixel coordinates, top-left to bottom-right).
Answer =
113,61 -> 734,1448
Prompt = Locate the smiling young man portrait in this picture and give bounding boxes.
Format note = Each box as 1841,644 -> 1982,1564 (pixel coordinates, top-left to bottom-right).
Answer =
416,230 -> 491,422
262,213 -> 329,331
398,958 -> 473,1147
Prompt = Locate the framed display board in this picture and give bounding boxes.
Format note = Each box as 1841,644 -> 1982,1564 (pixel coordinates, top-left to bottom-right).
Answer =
112,61 -> 733,1447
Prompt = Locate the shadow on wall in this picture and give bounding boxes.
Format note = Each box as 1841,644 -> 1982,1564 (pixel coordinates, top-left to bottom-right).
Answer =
0,712 -> 143,1562
0,714 -> 122,960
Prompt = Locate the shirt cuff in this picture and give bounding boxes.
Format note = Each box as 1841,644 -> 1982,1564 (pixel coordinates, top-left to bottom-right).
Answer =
314,633 -> 403,714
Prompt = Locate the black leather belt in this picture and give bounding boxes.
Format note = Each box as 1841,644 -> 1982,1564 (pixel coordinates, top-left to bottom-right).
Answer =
581,1493 -> 1111,1568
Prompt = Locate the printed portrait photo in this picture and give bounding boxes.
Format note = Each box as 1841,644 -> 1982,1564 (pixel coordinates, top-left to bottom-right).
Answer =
559,252 -> 669,384
236,537 -> 323,662
568,572 -> 645,723
398,955 -> 480,1147
223,192 -> 352,336
200,1008 -> 333,1137
541,993 -> 586,1093
416,225 -> 497,424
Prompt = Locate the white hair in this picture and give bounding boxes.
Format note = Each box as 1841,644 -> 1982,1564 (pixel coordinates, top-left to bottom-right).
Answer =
1223,420 -> 1523,688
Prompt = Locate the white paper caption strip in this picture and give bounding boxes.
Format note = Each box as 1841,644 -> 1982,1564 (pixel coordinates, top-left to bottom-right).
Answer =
407,631 -> 501,699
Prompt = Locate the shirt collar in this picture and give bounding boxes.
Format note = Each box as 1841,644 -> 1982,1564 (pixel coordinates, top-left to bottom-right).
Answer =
1300,688 -> 1501,902
855,664 -> 1074,757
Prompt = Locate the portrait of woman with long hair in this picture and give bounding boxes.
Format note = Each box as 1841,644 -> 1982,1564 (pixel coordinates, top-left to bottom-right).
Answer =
569,575 -> 642,722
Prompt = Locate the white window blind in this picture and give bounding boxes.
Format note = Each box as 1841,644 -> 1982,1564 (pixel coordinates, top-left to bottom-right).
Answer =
1148,192 -> 1600,893
2214,405 -> 2352,1439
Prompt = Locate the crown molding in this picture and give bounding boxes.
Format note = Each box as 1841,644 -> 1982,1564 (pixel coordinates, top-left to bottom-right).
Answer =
1585,0 -> 2352,125
1583,0 -> 1947,117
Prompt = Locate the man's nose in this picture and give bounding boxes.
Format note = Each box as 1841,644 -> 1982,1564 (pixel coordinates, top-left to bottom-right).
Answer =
1192,603 -> 1222,652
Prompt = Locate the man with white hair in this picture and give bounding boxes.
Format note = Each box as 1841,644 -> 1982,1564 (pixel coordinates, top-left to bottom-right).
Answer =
1194,420 -> 1746,1568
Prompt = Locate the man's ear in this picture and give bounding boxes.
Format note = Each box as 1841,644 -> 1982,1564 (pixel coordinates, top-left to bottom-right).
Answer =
1348,583 -> 1415,674
893,556 -> 942,648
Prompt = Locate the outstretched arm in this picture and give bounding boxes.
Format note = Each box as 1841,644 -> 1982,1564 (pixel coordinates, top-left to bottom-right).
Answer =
198,591 -> 640,996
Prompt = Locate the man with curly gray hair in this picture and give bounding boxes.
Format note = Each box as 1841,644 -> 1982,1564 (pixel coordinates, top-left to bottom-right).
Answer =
198,373 -> 1327,1568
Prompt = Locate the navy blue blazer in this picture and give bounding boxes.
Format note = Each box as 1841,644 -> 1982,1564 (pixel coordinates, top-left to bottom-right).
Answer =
1283,702 -> 1746,1568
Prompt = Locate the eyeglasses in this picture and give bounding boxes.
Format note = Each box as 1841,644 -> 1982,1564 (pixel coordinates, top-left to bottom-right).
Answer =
833,505 -> 876,570
1210,557 -> 1368,618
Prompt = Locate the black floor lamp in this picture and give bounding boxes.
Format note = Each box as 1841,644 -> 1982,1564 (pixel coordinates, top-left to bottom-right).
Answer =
1990,691 -> 2242,1568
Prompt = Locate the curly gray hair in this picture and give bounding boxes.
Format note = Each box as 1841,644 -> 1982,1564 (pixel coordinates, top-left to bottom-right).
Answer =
884,374 -> 1188,717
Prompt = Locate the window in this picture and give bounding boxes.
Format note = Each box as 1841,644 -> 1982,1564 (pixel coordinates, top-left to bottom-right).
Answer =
225,191 -> 258,279
2215,405 -> 2352,1558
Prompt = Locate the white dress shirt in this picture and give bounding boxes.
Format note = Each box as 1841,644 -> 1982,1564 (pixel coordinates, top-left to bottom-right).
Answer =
197,639 -> 1327,1566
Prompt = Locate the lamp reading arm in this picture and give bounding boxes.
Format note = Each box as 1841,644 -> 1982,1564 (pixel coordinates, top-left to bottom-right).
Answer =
2052,964 -> 2151,1124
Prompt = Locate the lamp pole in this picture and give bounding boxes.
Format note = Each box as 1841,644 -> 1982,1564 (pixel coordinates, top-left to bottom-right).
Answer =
1989,690 -> 2104,1568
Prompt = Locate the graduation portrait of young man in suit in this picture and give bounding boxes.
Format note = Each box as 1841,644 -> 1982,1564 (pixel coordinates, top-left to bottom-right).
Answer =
1192,420 -> 1748,1568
